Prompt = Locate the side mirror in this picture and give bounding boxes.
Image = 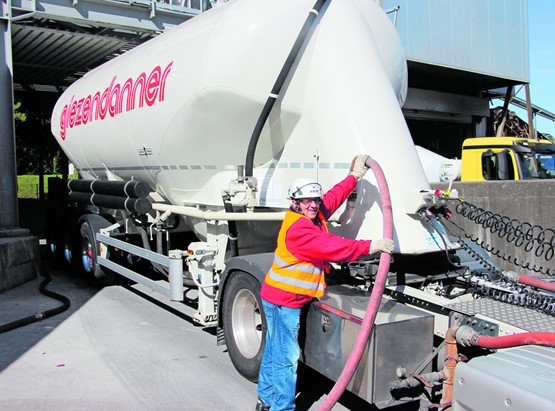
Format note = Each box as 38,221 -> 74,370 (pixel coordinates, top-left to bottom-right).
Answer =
482,150 -> 495,180
534,143 -> 555,154
495,150 -> 510,180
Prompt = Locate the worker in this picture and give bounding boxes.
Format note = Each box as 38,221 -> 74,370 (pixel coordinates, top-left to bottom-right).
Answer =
255,154 -> 395,411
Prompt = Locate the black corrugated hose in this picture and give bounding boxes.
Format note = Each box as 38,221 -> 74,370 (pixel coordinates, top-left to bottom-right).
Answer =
0,271 -> 71,334
223,193 -> 239,257
244,0 -> 328,177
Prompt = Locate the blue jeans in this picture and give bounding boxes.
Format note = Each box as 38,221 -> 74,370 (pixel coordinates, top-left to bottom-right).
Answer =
257,300 -> 301,411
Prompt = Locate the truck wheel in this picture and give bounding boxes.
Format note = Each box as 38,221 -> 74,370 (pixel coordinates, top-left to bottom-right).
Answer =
79,214 -> 115,286
62,209 -> 89,276
61,228 -> 75,269
222,271 -> 265,382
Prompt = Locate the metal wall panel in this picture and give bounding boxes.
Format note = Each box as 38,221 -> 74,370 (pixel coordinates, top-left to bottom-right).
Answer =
382,0 -> 529,83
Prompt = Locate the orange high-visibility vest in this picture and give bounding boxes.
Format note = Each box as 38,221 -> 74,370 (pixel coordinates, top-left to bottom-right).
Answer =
265,210 -> 329,298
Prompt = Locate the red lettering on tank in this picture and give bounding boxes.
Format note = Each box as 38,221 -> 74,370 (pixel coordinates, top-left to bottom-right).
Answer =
133,73 -> 147,109
159,62 -> 173,102
75,98 -> 84,126
69,99 -> 77,128
145,66 -> 161,106
109,83 -> 121,117
82,96 -> 91,124
58,61 -> 173,140
99,77 -> 116,120
120,78 -> 134,112
91,91 -> 101,121
60,105 -> 68,140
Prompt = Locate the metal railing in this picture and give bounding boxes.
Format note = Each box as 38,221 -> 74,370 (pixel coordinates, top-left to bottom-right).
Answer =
157,0 -> 214,12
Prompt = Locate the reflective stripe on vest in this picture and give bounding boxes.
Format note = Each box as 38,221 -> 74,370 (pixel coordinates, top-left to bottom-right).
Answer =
265,210 -> 328,298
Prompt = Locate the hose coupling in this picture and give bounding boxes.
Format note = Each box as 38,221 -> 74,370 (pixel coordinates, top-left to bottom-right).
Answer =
455,325 -> 480,347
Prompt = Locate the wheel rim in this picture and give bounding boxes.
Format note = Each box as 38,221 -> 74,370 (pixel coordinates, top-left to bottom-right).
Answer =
82,239 -> 94,273
64,247 -> 72,264
231,288 -> 263,359
63,232 -> 72,264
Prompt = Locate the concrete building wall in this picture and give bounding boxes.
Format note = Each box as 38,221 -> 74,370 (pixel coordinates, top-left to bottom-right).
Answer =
0,236 -> 39,292
383,0 -> 529,83
433,180 -> 555,277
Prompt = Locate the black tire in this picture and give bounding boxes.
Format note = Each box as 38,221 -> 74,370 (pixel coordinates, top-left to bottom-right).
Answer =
61,209 -> 89,276
222,271 -> 266,382
44,205 -> 85,272
61,222 -> 77,272
79,214 -> 115,286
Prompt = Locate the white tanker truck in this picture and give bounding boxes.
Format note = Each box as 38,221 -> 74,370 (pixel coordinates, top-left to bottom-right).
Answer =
48,0 -> 555,409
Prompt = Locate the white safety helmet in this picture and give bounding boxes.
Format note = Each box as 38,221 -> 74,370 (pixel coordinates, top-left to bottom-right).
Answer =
288,178 -> 323,200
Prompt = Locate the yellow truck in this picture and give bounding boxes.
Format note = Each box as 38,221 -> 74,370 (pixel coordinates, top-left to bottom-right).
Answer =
461,136 -> 555,181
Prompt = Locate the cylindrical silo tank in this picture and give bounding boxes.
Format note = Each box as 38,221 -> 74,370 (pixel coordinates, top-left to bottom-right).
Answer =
51,0 -> 449,255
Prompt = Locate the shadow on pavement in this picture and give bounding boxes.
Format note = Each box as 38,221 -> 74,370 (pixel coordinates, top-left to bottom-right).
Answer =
0,257 -> 101,372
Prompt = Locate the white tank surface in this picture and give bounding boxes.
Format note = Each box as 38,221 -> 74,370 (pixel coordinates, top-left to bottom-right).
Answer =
51,0 -> 450,255
416,146 -> 462,183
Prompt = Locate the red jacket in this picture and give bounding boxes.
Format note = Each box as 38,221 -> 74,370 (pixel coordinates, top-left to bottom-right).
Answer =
260,174 -> 371,308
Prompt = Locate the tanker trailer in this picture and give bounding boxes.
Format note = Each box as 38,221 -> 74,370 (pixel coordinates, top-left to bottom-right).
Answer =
48,0 -> 555,409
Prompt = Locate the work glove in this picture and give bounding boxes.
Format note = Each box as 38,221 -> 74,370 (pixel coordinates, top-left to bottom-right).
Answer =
369,238 -> 394,255
349,154 -> 370,180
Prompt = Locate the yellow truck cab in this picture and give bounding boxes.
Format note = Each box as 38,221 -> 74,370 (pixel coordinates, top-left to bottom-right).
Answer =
461,136 -> 555,181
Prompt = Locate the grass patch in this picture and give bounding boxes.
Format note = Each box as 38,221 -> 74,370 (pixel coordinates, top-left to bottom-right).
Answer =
18,174 -> 77,199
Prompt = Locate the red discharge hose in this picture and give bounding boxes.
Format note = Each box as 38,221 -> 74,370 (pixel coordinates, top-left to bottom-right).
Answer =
440,327 -> 555,409
516,275 -> 555,294
318,157 -> 394,411
476,332 -> 555,349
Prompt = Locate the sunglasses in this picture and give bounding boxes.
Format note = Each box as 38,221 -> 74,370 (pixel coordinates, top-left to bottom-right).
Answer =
299,198 -> 322,206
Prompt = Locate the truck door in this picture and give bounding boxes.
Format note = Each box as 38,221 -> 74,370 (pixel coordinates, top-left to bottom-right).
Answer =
481,149 -> 516,180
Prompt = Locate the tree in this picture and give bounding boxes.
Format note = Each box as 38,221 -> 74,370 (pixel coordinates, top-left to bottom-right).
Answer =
14,101 -> 26,122
14,92 -> 66,175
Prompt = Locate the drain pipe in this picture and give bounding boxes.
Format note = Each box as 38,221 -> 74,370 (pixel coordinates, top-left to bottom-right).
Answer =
318,157 -> 394,411
439,327 -> 459,410
244,0 -> 328,178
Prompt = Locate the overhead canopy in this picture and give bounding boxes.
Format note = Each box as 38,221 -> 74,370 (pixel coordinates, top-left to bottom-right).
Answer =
9,0 -> 205,91
12,24 -> 130,90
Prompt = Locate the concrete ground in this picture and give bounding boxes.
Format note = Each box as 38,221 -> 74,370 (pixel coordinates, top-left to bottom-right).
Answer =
0,262 -> 385,411
2,201 -> 414,411
0,266 -> 258,410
